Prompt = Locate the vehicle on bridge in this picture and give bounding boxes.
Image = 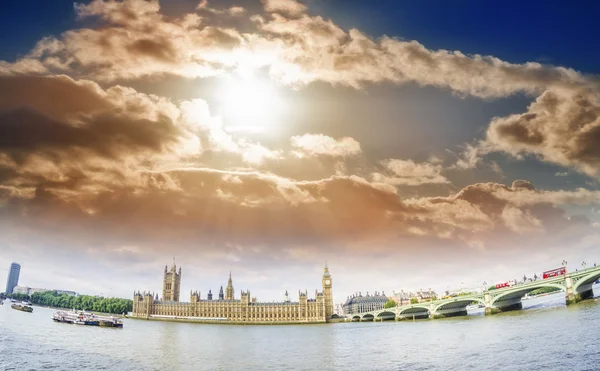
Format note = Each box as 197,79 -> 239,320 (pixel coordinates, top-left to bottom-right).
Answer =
495,281 -> 514,289
543,267 -> 566,279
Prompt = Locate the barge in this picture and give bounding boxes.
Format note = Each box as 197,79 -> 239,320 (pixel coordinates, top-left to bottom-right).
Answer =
11,303 -> 33,312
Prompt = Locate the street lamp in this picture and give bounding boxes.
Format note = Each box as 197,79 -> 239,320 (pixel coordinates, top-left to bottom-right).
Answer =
582,261 -> 587,269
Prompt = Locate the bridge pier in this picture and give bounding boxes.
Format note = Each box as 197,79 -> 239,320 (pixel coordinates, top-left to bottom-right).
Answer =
484,291 -> 523,315
485,302 -> 523,315
484,291 -> 492,316
566,288 -> 594,305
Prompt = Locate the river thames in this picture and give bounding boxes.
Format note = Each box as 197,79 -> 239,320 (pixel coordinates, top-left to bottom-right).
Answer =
2,287 -> 600,371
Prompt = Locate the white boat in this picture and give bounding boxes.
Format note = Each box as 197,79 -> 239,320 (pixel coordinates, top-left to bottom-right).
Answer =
466,303 -> 485,310
52,310 -> 123,328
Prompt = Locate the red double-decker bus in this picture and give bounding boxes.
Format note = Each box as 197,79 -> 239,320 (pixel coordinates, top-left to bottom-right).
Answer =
495,282 -> 511,289
543,267 -> 566,279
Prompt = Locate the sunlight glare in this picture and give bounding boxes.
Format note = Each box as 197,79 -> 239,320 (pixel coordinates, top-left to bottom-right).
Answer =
217,74 -> 283,133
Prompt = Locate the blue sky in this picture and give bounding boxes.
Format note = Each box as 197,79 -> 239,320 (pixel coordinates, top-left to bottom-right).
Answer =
0,0 -> 599,302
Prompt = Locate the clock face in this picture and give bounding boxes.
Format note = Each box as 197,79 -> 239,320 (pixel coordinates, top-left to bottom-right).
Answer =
325,279 -> 331,285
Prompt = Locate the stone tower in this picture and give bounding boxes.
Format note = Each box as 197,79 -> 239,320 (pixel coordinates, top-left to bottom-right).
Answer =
162,260 -> 181,302
219,285 -> 224,300
225,271 -> 234,300
322,262 -> 333,320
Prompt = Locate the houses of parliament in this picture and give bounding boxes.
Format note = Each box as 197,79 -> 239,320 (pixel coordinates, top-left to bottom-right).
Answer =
132,262 -> 334,324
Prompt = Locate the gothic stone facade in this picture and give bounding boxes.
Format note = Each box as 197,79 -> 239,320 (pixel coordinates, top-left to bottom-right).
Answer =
132,263 -> 334,324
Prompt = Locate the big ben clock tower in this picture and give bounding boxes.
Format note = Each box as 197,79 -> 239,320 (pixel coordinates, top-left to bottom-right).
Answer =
322,262 -> 333,320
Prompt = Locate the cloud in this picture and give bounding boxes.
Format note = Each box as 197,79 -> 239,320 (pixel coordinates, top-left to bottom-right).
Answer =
0,76 -> 192,170
197,0 -> 246,16
371,159 -> 449,186
290,134 -> 361,157
1,0 -> 600,300
255,12 -> 588,97
0,75 -> 296,198
0,0 -> 247,81
501,206 -> 543,234
403,180 -> 596,241
0,0 -> 590,102
483,88 -> 600,177
262,0 -> 307,18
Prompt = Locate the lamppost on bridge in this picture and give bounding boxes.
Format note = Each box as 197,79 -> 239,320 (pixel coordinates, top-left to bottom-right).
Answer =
562,260 -> 568,272
582,261 -> 587,270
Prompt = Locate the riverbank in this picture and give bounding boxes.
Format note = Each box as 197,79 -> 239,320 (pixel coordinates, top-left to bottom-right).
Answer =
126,315 -> 329,325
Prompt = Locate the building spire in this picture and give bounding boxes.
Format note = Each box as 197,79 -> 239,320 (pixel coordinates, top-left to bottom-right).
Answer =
225,271 -> 234,300
323,262 -> 331,278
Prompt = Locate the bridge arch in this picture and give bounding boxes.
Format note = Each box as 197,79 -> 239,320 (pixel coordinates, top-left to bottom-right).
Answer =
398,305 -> 430,319
433,297 -> 485,314
351,315 -> 361,322
375,311 -> 397,321
361,314 -> 375,322
573,270 -> 600,292
491,282 -> 566,306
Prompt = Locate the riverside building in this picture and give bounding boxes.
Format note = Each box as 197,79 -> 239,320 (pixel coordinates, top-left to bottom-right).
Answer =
342,291 -> 389,315
132,262 -> 334,324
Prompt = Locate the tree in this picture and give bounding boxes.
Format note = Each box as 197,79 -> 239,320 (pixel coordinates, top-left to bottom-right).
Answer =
410,298 -> 419,304
529,286 -> 561,295
28,291 -> 132,314
7,293 -> 30,301
384,300 -> 397,308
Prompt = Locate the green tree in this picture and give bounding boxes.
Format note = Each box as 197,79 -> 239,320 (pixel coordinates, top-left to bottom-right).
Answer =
410,298 -> 419,304
384,300 -> 397,308
28,291 -> 132,314
529,287 -> 561,295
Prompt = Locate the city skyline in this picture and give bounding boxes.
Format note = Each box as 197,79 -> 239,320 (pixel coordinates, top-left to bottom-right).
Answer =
1,0 -> 600,302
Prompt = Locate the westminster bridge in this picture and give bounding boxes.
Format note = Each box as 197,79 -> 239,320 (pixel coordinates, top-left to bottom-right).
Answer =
350,265 -> 600,321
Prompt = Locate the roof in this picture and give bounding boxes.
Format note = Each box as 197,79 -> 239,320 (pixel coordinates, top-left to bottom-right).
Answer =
343,293 -> 389,306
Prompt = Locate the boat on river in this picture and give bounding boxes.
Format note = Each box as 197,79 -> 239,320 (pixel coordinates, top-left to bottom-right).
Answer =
11,303 -> 33,313
52,310 -> 123,328
466,303 -> 485,310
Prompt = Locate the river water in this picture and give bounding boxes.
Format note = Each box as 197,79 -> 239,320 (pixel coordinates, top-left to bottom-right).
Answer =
2,286 -> 600,371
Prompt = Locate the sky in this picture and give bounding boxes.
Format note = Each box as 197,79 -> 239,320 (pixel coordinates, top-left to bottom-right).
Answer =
1,0 -> 600,304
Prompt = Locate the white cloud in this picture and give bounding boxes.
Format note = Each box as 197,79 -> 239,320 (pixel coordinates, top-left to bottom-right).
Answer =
372,159 -> 449,186
290,134 -> 361,157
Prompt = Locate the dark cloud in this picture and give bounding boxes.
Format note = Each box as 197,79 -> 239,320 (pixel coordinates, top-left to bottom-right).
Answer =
129,38 -> 178,63
485,88 -> 600,177
0,75 -> 110,120
512,180 -> 535,191
0,108 -> 178,160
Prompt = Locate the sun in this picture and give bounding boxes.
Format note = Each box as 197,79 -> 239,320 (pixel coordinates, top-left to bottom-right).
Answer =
216,74 -> 283,133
